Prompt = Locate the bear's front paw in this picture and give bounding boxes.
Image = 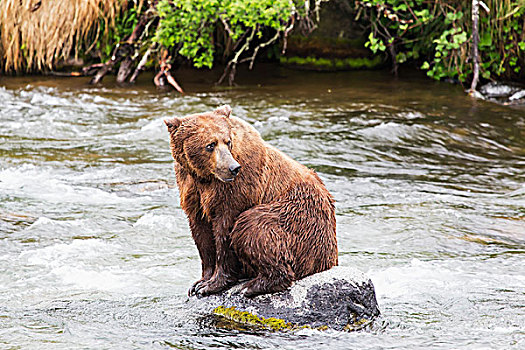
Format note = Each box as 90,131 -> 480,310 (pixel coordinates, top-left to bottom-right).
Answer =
188,278 -> 207,296
194,284 -> 213,298
194,275 -> 236,297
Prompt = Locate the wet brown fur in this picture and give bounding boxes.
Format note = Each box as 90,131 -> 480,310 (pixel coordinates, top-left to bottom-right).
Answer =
165,105 -> 338,297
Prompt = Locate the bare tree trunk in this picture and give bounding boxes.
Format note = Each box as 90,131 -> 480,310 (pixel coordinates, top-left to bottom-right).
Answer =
469,0 -> 480,94
129,45 -> 153,83
116,56 -> 136,83
116,10 -> 149,83
88,1 -> 158,85
90,45 -> 123,84
90,39 -> 134,84
389,43 -> 398,77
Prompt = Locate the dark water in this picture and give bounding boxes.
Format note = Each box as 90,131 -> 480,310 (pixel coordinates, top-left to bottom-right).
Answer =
0,67 -> 524,349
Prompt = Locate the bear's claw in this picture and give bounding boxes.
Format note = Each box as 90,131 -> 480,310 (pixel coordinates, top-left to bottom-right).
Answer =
188,280 -> 203,296
193,275 -> 237,297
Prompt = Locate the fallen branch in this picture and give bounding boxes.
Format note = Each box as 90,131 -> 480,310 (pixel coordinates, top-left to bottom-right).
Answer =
116,5 -> 152,83
86,1 -> 158,85
153,50 -> 184,93
48,71 -> 83,77
82,63 -> 105,76
89,43 -> 130,84
129,44 -> 154,83
282,15 -> 296,55
248,31 -> 280,70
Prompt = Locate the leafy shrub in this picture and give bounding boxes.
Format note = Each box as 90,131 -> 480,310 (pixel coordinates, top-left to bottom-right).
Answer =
154,0 -> 303,69
357,0 -> 525,83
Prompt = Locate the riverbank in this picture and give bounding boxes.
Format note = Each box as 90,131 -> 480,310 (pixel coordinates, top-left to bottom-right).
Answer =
6,63 -> 525,107
1,1 -> 523,92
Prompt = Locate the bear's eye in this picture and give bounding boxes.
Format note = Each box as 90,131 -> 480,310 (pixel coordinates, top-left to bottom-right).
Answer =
226,140 -> 232,149
205,142 -> 216,152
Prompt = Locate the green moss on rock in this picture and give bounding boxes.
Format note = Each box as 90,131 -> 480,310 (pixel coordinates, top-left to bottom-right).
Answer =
344,316 -> 374,331
213,305 -> 375,332
280,55 -> 383,71
214,306 -> 297,331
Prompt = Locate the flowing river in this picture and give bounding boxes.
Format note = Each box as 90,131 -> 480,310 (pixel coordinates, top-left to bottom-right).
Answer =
0,67 -> 524,349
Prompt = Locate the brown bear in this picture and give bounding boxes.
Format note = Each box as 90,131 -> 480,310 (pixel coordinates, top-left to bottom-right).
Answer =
165,105 -> 338,297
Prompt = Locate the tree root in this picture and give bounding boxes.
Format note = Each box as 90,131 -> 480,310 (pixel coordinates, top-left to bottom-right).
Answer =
153,49 -> 184,93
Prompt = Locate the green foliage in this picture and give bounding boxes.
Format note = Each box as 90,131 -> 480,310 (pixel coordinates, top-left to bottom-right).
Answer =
154,0 -> 298,69
155,0 -> 219,68
357,0 -> 525,82
365,32 -> 386,54
97,2 -> 142,61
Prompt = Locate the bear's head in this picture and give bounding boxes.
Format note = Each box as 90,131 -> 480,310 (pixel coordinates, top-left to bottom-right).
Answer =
165,105 -> 241,183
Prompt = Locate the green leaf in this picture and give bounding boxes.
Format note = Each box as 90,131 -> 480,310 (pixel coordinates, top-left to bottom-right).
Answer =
479,33 -> 492,47
393,4 -> 407,12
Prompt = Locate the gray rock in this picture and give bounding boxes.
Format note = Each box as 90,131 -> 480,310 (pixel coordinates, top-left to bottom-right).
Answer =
509,90 -> 525,101
478,82 -> 525,105
480,82 -> 515,98
187,266 -> 380,331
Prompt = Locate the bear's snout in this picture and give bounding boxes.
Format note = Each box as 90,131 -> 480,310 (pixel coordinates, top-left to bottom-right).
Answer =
215,144 -> 241,182
220,159 -> 240,182
229,163 -> 241,177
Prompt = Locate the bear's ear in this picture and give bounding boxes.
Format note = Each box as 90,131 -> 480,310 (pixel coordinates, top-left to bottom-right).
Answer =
164,117 -> 182,133
214,104 -> 232,118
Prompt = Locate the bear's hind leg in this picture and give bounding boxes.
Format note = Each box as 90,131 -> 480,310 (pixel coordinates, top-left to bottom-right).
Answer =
231,205 -> 295,298
241,268 -> 293,298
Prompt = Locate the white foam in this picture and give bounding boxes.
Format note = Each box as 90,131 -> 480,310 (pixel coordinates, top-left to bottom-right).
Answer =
29,92 -> 70,107
115,118 -> 166,141
93,95 -> 108,104
268,116 -> 289,122
16,239 -> 141,293
402,111 -> 425,120
0,165 -> 133,205
19,239 -> 114,266
28,216 -> 56,228
51,266 -> 127,291
358,122 -> 420,143
369,258 -> 475,303
23,216 -> 108,241
134,212 -> 185,232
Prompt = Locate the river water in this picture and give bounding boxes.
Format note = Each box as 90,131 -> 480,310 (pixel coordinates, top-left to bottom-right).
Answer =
0,67 -> 524,349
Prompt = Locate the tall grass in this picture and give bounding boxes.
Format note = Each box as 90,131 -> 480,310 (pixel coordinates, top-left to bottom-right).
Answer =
0,0 -> 125,73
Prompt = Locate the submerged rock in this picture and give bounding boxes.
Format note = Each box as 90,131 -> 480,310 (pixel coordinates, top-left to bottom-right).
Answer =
478,82 -> 525,105
480,82 -> 515,98
509,90 -> 525,101
188,266 -> 380,331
